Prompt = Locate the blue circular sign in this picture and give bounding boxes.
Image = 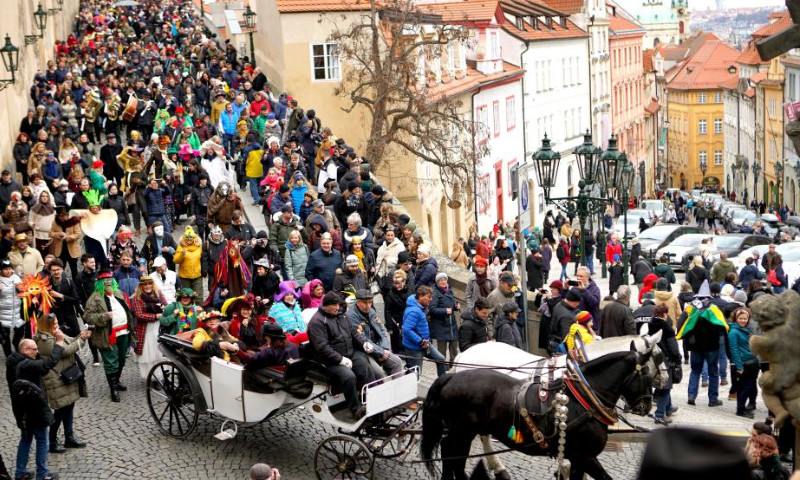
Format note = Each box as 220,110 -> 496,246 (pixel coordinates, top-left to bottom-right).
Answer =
521,181 -> 529,211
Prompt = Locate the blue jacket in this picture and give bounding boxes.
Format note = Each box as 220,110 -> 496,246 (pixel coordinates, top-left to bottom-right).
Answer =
304,248 -> 343,292
291,184 -> 308,216
274,99 -> 288,124
402,295 -> 430,351
415,257 -> 439,287
113,266 -> 142,297
144,186 -> 166,216
218,110 -> 240,135
738,264 -> 762,289
728,323 -> 755,372
269,192 -> 292,215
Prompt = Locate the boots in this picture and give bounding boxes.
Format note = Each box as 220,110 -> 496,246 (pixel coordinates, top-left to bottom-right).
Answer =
49,431 -> 66,454
115,373 -> 128,391
106,374 -> 120,403
64,433 -> 87,449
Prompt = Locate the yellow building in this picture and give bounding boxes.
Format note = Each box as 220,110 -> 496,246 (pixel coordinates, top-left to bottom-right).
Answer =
665,36 -> 740,192
757,57 -> 786,207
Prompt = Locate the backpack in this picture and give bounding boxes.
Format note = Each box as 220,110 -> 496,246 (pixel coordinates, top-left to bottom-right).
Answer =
556,244 -> 566,261
767,269 -> 782,287
10,363 -> 49,431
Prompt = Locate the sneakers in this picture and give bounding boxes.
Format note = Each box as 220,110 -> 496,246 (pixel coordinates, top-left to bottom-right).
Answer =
720,379 -> 729,386
687,398 -> 696,406
736,411 -> 755,419
41,473 -> 59,480
708,400 -> 723,407
667,407 -> 679,416
701,381 -> 709,388
654,416 -> 673,426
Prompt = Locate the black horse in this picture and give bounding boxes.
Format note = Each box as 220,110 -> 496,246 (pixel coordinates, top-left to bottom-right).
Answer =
421,351 -> 654,480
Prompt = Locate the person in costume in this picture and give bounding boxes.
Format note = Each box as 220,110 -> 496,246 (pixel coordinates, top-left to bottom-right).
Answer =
142,135 -> 169,180
130,276 -> 167,380
15,272 -> 56,340
83,268 -> 135,402
173,123 -> 201,151
160,288 -> 202,336
250,258 -> 281,315
192,310 -> 240,362
108,225 -> 141,271
205,233 -> 253,307
677,280 -> 730,407
140,221 -> 178,272
203,224 -> 228,290
150,256 -> 177,305
268,281 -> 307,337
153,109 -> 171,136
116,143 -> 144,192
88,159 -> 110,195
73,189 -> 117,270
235,323 -> 300,369
207,180 -> 243,232
223,295 -> 261,350
173,226 -> 204,299
199,138 -> 234,189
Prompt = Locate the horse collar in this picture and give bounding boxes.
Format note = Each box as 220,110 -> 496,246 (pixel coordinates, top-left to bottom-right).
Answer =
564,359 -> 618,426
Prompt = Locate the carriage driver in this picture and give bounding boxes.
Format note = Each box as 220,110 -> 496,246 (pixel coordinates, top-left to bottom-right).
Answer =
308,292 -> 378,421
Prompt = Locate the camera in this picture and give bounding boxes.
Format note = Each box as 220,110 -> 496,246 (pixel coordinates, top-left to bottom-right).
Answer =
567,279 -> 581,287
85,325 -> 96,332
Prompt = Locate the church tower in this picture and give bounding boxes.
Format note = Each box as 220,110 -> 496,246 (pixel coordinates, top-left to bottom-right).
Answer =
672,0 -> 691,43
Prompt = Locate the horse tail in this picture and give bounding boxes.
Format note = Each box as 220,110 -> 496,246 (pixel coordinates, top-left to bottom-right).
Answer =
421,372 -> 455,478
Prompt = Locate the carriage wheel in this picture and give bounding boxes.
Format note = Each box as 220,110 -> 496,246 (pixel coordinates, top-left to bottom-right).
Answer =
357,412 -> 417,459
314,435 -> 374,480
146,361 -> 199,438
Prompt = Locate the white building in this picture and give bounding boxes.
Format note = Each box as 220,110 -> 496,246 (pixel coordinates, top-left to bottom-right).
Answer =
783,54 -> 800,212
722,75 -> 756,198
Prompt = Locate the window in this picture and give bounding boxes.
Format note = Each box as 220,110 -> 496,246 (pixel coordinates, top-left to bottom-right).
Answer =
310,43 -> 341,81
789,73 -> 798,102
714,118 -> 722,134
770,98 -> 776,117
699,151 -> 707,167
506,96 -> 516,131
715,91 -> 722,103
699,93 -> 707,104
562,59 -> 568,87
477,106 -> 489,143
699,119 -> 707,134
489,31 -> 500,59
714,150 -> 722,166
493,101 -> 500,137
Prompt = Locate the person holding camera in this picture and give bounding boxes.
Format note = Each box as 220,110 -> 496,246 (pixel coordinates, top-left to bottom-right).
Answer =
34,315 -> 92,454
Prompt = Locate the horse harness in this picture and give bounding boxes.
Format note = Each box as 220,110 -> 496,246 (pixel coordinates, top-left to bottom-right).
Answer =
563,356 -> 618,426
514,357 -> 562,449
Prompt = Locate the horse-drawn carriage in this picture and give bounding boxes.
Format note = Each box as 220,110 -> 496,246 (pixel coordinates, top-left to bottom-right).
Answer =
146,334 -> 422,479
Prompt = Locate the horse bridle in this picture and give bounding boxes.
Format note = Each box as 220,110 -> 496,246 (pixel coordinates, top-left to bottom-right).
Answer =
565,355 -> 653,422
620,362 -> 653,416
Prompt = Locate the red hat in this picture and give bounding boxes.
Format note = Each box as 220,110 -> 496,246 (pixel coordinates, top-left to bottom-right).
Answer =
549,280 -> 564,291
576,311 -> 592,325
97,268 -> 113,280
474,256 -> 488,268
175,106 -> 185,114
92,159 -> 104,169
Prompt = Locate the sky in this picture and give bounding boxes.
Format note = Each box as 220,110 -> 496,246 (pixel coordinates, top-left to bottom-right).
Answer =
691,0 -> 783,9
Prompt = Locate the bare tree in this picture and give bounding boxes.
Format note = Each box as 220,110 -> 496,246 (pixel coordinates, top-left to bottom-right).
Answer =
326,0 -> 488,204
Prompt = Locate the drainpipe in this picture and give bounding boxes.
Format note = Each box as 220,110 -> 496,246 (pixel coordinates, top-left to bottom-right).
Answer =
520,40 -> 530,159
471,91 -> 479,229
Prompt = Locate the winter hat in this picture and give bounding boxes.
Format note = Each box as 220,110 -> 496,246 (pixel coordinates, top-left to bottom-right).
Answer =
279,183 -> 290,193
312,199 -> 324,208
371,185 -> 385,196
347,181 -> 359,192
549,280 -> 564,291
397,251 -> 411,264
274,280 -> 300,303
322,291 -> 341,307
642,291 -> 656,300
655,278 -> 669,291
474,256 -> 488,268
256,230 -> 268,239
435,272 -> 448,283
709,282 -> 722,295
565,289 -> 582,302
733,290 -> 748,304
720,284 -> 735,298
576,311 -> 592,325
345,255 -> 359,266
613,254 -> 621,262
267,113 -> 275,119
398,214 -> 411,227
152,256 -> 167,268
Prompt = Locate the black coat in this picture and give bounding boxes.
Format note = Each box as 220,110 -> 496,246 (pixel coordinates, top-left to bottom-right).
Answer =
6,345 -> 64,430
429,287 -> 458,341
599,300 -> 635,338
307,308 -> 368,366
102,194 -> 130,229
676,305 -> 727,353
550,300 -> 578,343
140,233 -> 178,271
629,243 -> 643,265
458,310 -> 488,352
608,264 -> 624,295
526,255 -> 544,291
495,314 -> 522,349
51,276 -> 81,336
686,266 -> 709,294
631,259 -> 653,284
384,285 -> 410,333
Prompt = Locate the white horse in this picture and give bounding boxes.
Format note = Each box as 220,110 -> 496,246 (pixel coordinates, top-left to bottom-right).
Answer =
452,330 -> 665,479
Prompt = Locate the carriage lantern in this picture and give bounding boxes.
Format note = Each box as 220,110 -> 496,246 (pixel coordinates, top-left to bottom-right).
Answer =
599,135 -> 625,192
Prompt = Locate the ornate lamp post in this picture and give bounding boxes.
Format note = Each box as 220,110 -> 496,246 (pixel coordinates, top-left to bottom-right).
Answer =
243,4 -> 257,68
0,34 -> 20,91
742,156 -> 749,201
25,3 -> 48,45
533,131 -> 614,272
775,160 -> 784,210
753,161 -> 762,206
48,0 -> 65,15
617,160 -> 634,284
700,156 -> 708,189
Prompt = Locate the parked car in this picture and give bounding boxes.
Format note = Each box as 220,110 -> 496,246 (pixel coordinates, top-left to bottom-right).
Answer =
641,200 -> 665,221
734,244 -> 771,272
656,233 -> 714,270
680,234 -> 772,270
728,208 -> 758,232
614,216 -> 641,239
633,224 -> 705,259
626,208 -> 657,228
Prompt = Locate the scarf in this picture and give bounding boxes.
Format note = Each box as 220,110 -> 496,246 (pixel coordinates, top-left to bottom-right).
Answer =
177,305 -> 197,332
353,249 -> 365,272
676,304 -> 728,340
31,201 -> 54,216
476,272 -> 491,297
437,284 -> 450,295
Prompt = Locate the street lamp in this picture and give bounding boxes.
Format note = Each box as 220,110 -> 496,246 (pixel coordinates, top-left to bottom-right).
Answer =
753,161 -> 762,207
25,3 -> 48,45
243,4 -> 257,68
775,160 -> 784,209
0,34 -> 20,91
48,0 -> 65,15
532,134 -> 612,273
700,156 -> 708,189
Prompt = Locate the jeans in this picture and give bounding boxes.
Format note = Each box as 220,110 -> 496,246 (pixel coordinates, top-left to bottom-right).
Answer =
222,134 -> 235,156
405,346 -> 447,378
149,214 -> 171,233
15,427 -> 48,479
701,335 -> 728,382
560,263 -> 568,280
247,177 -> 261,204
736,367 -> 758,414
654,388 -> 673,419
585,256 -> 595,275
689,350 -> 720,402
773,286 -> 786,294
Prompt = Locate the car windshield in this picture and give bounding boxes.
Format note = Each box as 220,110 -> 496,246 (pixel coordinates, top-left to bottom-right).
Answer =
642,201 -> 663,212
732,210 -> 756,220
639,225 -> 677,241
713,236 -> 744,249
668,234 -> 710,247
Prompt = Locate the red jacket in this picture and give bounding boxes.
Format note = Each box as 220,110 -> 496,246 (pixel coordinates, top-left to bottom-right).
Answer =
605,241 -> 623,264
556,240 -> 571,265
476,240 -> 492,260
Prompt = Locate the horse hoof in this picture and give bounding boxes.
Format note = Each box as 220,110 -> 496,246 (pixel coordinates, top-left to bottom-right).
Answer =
495,470 -> 512,480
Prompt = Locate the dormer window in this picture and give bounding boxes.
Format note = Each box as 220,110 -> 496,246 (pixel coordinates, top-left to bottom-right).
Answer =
516,16 -> 523,30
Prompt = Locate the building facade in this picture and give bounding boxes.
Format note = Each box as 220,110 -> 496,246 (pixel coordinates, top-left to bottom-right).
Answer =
782,54 -> 800,213
614,0 -> 691,49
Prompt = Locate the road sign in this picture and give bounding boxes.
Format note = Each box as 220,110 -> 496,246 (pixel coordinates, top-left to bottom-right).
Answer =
518,164 -> 532,231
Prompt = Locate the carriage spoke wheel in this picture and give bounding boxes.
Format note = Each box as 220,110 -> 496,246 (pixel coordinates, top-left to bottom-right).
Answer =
358,412 -> 416,459
147,361 -> 199,438
314,435 -> 374,480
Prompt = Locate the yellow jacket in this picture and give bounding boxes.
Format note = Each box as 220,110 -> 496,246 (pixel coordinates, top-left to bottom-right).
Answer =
192,327 -> 238,362
173,241 -> 203,279
565,323 -> 595,352
245,148 -> 264,179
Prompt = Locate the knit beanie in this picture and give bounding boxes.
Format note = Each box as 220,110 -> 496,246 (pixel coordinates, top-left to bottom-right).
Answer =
576,311 -> 592,325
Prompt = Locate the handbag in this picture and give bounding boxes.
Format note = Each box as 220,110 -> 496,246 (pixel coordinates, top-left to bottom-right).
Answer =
59,361 -> 84,385
671,362 -> 683,384
767,269 -> 782,286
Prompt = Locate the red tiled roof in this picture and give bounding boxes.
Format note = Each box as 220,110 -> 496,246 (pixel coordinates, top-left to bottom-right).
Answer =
782,57 -> 800,67
737,41 -> 769,65
609,15 -> 644,36
426,61 -> 524,100
420,0 -> 500,23
752,12 -> 791,37
668,39 -> 740,91
719,75 -> 739,90
644,100 -> 660,115
502,15 -> 587,41
539,0 -> 582,14
744,87 -> 755,98
750,71 -> 767,84
276,0 -> 371,13
643,49 -> 654,72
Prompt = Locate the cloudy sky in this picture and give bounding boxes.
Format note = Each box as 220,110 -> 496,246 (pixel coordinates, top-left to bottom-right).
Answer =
691,0 -> 784,9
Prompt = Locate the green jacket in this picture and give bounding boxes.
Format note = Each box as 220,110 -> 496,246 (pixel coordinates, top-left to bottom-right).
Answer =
83,290 -> 135,350
253,114 -> 269,142
34,331 -> 85,410
160,302 -> 200,335
711,260 -> 736,283
654,263 -> 676,285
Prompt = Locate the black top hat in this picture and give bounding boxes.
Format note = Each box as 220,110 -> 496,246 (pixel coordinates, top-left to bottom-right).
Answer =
261,323 -> 288,340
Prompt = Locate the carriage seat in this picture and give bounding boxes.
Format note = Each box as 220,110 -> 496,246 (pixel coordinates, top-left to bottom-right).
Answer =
158,334 -> 212,376
243,358 -> 314,398
298,342 -> 332,384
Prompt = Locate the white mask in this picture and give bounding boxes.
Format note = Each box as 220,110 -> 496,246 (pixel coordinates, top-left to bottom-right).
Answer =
220,183 -> 229,195
154,226 -> 164,237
